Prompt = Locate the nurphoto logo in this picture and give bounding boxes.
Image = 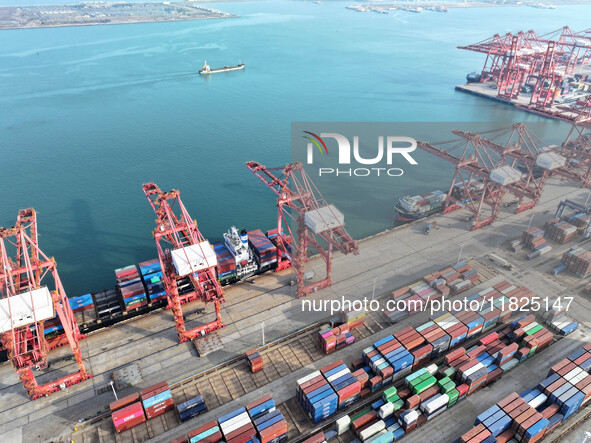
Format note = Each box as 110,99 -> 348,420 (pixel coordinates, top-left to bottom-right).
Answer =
303,130 -> 419,177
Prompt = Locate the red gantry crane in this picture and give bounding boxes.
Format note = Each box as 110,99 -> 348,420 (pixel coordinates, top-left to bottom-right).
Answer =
246,161 -> 359,297
460,26 -> 591,109
0,209 -> 91,399
143,183 -> 224,343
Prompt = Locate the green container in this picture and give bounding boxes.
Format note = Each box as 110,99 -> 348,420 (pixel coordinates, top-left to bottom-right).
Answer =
382,386 -> 398,402
406,369 -> 427,385
526,324 -> 543,336
413,376 -> 437,395
391,399 -> 404,412
441,381 -> 456,394
528,347 -> 537,357
410,372 -> 430,388
386,394 -> 400,404
443,367 -> 456,378
447,388 -> 459,407
437,376 -> 452,389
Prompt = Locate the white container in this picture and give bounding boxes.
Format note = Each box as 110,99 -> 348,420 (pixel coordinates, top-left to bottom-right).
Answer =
490,166 -> 523,185
527,392 -> 548,409
297,370 -> 322,387
379,402 -> 395,419
220,413 -> 250,435
425,364 -> 439,375
171,241 -> 217,276
359,420 -> 386,442
421,394 -> 449,414
327,368 -> 350,383
536,152 -> 566,170
0,286 -> 55,333
336,415 -> 350,435
304,205 -> 345,234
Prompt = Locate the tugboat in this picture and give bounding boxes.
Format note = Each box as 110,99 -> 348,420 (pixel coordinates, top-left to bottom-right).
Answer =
199,60 -> 245,75
223,227 -> 257,279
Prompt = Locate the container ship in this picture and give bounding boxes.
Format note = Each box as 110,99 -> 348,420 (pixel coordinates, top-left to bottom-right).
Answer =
395,190 -> 446,222
23,225 -> 292,358
396,180 -> 486,223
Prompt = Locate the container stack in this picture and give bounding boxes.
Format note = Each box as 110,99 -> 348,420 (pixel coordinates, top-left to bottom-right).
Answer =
568,212 -> 591,233
547,318 -> 579,336
217,407 -> 256,442
416,322 -> 450,359
252,409 -> 287,443
432,312 -> 468,348
455,310 -> 484,340
545,221 -> 577,244
339,308 -> 366,329
140,381 -> 174,420
187,421 -> 222,443
321,360 -> 361,410
246,349 -> 264,373
248,229 -> 277,271
522,227 -> 546,250
115,265 -> 147,311
69,293 -> 96,326
177,396 -> 207,423
296,371 -> 338,424
212,243 -> 237,285
561,246 -> 591,278
138,259 -> 167,303
317,324 -> 355,355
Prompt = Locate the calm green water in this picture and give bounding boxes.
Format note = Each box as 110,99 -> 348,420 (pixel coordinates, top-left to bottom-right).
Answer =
0,1 -> 589,295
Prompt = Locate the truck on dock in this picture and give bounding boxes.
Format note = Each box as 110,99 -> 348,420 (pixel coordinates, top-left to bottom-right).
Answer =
425,221 -> 438,235
487,253 -> 513,270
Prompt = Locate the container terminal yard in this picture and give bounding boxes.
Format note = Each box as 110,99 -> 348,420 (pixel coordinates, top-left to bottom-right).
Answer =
0,118 -> 591,443
455,26 -> 591,122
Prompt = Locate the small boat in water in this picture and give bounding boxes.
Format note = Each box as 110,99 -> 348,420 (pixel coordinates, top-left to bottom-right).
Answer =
199,60 -> 245,75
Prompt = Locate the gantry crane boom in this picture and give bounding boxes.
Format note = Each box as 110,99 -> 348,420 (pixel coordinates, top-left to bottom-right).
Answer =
246,161 -> 359,297
143,183 -> 224,343
0,209 -> 91,399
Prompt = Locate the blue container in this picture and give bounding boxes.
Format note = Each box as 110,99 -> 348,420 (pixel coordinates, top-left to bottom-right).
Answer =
550,383 -> 574,404
325,364 -> 347,378
372,398 -> 386,410
524,417 -> 549,439
483,410 -> 511,437
254,410 -> 281,427
143,390 -> 172,408
44,325 -> 64,334
218,406 -> 246,424
249,398 -> 276,419
539,373 -> 560,391
561,391 -> 584,420
255,412 -> 284,431
124,293 -> 146,304
179,403 -> 207,422
140,261 -> 161,275
374,335 -> 395,348
177,396 -> 204,413
392,428 -> 405,440
568,348 -> 586,362
475,405 -> 500,425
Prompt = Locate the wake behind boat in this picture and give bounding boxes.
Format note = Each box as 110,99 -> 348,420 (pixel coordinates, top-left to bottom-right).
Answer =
199,60 -> 245,75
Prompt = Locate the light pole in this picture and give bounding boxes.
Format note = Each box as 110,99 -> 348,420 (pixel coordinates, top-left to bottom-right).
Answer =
109,380 -> 118,401
586,193 -> 591,206
371,276 -> 377,301
457,242 -> 464,264
261,321 -> 266,346
527,213 -> 534,229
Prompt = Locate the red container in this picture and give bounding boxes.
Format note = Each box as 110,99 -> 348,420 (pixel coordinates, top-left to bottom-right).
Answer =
169,437 -> 187,443
110,392 -> 140,412
456,384 -> 469,398
145,397 -> 174,420
497,392 -> 519,410
301,432 -> 325,443
246,394 -> 272,412
140,381 -> 169,399
321,360 -> 344,374
379,366 -> 394,382
112,402 -> 146,433
259,420 -> 288,443
188,420 -> 219,438
496,429 -> 515,443
352,411 -> 377,432
225,422 -> 255,440
406,394 -> 421,410
479,332 -> 498,346
338,381 -> 361,402
541,403 -> 560,419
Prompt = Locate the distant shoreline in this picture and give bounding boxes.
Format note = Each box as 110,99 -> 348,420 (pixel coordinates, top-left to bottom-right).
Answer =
0,1 -> 238,30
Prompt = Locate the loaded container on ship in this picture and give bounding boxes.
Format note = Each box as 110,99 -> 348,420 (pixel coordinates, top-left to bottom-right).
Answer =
395,190 -> 446,222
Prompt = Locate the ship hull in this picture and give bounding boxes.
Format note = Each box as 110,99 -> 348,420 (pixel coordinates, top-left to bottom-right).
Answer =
199,64 -> 245,75
396,206 -> 444,222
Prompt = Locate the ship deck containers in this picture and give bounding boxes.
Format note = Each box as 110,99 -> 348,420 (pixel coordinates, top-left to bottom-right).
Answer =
248,229 -> 277,270
212,243 -> 237,284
